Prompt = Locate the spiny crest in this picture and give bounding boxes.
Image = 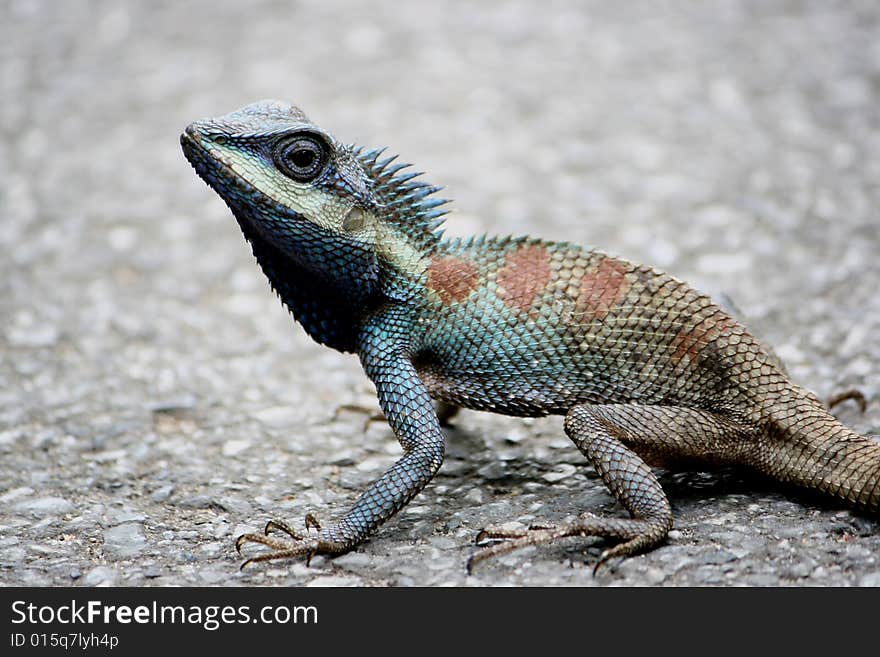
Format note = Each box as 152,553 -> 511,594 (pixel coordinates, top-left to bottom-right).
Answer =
354,145 -> 451,250
443,233 -> 535,253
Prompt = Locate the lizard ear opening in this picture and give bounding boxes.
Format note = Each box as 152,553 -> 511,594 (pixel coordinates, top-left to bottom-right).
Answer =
342,206 -> 367,233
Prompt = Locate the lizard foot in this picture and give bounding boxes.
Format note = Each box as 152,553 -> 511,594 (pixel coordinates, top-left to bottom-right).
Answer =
332,404 -> 386,432
234,514 -> 346,569
333,402 -> 462,428
827,388 -> 868,413
467,514 -> 668,575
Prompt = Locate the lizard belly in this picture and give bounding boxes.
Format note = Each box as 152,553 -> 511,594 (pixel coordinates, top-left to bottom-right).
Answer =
415,357 -> 585,417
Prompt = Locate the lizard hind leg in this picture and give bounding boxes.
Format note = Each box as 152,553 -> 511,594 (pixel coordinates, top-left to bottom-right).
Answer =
469,404 -> 744,574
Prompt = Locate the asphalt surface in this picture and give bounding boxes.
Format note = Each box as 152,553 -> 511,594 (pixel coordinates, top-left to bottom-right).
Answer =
2,0 -> 879,587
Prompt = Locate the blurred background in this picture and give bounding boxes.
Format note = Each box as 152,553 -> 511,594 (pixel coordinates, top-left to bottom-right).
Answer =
1,0 -> 879,586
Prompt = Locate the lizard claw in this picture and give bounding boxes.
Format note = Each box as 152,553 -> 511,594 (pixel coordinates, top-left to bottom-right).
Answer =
235,516 -> 348,569
474,523 -> 530,545
467,523 -> 557,574
264,519 -> 303,540
305,513 -> 322,532
592,548 -> 624,576
467,514 -> 667,575
331,403 -> 386,431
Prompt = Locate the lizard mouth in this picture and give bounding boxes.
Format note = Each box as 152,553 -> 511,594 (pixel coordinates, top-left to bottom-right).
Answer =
180,126 -> 308,241
180,128 -> 256,201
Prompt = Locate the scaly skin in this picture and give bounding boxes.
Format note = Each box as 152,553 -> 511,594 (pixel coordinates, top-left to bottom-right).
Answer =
181,100 -> 879,572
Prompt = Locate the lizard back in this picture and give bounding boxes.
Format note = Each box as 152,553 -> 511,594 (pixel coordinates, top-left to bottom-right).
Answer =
412,235 -> 776,418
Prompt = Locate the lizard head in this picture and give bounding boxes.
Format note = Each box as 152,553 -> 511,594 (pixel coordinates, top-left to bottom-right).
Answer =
181,100 -> 448,301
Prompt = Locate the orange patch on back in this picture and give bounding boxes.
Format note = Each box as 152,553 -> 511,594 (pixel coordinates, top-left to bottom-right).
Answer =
670,314 -> 736,364
496,244 -> 553,313
577,257 -> 630,320
426,255 -> 480,305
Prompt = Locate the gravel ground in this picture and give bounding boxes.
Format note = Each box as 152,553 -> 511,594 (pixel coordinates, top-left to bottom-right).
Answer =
2,0 -> 879,587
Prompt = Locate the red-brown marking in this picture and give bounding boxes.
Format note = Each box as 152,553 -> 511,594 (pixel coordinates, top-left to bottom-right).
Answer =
426,255 -> 480,305
670,314 -> 736,365
576,257 -> 630,320
496,244 -> 553,313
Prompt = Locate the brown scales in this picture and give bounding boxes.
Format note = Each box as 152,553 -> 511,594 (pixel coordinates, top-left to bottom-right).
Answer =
576,257 -> 631,321
426,255 -> 480,305
670,312 -> 738,366
495,243 -> 552,314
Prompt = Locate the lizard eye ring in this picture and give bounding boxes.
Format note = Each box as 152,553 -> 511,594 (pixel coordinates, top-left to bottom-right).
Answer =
273,132 -> 330,183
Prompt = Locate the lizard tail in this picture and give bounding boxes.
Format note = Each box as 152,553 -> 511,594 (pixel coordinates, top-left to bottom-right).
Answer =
757,391 -> 880,513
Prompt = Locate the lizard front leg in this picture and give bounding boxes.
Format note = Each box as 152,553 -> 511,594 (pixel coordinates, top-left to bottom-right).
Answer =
236,306 -> 445,568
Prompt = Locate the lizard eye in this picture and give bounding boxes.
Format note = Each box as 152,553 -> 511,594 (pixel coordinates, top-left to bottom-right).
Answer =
273,132 -> 330,182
